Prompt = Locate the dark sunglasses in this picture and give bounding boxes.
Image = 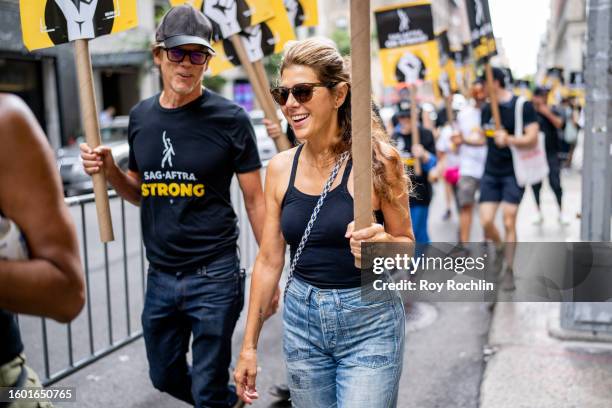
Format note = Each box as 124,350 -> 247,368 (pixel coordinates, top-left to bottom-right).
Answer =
164,47 -> 211,65
270,82 -> 337,105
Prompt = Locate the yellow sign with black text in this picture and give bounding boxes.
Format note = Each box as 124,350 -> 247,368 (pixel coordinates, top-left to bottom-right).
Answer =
20,0 -> 138,51
465,0 -> 497,63
375,2 -> 441,87
203,0 -> 275,41
208,0 -> 295,76
285,0 -> 318,28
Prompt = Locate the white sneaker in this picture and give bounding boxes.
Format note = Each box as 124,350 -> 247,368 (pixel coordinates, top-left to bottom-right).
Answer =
559,212 -> 571,226
531,212 -> 544,225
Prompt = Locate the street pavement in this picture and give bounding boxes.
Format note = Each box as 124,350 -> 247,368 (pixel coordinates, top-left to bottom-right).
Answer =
479,168 -> 612,408
20,167 -> 600,408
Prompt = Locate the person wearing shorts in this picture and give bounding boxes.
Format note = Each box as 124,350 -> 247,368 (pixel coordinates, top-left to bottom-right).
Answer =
478,68 -> 539,289
452,81 -> 487,245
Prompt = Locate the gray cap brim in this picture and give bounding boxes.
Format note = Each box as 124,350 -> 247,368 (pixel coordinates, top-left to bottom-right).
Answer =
162,35 -> 216,55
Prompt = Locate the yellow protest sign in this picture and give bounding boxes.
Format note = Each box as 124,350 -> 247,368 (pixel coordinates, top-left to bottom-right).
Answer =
208,0 -> 295,76
375,1 -> 441,87
169,0 -> 203,8
435,31 -> 458,98
20,0 -> 138,51
203,0 -> 274,41
285,0 -> 318,28
465,0 -> 497,63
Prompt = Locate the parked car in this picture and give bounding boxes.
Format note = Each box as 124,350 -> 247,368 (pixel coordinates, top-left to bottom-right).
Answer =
57,116 -> 130,196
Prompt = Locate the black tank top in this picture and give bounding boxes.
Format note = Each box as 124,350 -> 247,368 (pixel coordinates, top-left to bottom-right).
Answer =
0,309 -> 23,365
281,145 -> 362,289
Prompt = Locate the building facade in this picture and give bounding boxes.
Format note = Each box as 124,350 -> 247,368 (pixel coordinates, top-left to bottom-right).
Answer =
537,0 -> 587,84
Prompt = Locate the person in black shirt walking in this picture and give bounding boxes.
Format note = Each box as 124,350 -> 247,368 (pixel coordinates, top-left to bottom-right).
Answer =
530,87 -> 568,225
81,6 -> 270,408
478,68 -> 539,290
234,38 -> 413,407
392,100 -> 437,243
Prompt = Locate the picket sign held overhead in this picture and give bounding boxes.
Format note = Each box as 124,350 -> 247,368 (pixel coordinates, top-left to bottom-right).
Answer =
465,0 -> 500,129
374,1 -> 441,87
201,0 -> 292,151
436,30 -> 456,124
19,0 -> 140,242
374,1 -> 440,175
208,0 -> 296,75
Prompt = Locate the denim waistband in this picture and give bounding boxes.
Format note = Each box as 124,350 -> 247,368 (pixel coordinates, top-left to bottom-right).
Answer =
149,251 -> 238,276
286,276 -> 395,305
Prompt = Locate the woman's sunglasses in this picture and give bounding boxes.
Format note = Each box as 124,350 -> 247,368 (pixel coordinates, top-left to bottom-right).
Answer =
270,82 -> 337,106
164,47 -> 211,65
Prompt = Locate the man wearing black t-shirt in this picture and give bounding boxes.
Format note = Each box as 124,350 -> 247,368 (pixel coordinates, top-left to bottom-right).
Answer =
392,100 -> 437,243
478,68 -> 539,289
531,87 -> 567,225
81,6 -> 267,408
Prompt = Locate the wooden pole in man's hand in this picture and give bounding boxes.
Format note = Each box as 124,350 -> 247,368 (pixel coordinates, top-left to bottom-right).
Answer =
74,39 -> 114,242
351,0 -> 372,268
229,35 -> 292,152
409,84 -> 423,176
485,62 -> 501,130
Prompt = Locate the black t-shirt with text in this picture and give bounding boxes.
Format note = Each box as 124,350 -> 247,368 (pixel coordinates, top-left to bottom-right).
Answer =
128,90 -> 261,270
481,96 -> 538,177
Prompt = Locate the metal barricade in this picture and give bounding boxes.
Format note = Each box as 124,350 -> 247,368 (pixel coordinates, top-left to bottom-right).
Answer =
20,171 -> 262,386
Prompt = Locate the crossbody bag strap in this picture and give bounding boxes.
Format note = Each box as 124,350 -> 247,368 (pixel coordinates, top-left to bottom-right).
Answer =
284,151 -> 351,296
514,96 -> 526,138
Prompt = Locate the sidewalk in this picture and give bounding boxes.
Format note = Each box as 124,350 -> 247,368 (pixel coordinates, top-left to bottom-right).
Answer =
479,169 -> 612,408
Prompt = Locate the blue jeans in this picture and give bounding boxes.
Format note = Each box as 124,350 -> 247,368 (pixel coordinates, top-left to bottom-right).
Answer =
283,277 -> 405,408
410,205 -> 430,244
141,253 -> 245,408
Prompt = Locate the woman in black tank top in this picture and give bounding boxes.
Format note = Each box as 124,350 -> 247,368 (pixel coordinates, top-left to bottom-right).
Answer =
235,39 -> 415,407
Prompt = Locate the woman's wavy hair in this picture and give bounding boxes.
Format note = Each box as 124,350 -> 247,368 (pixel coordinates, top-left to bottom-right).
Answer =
279,38 -> 409,211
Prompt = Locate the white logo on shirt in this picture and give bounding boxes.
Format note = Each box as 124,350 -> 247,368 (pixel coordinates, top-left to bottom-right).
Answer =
161,131 -> 175,169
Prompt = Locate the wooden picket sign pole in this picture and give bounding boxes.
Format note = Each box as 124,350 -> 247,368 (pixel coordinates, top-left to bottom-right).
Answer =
445,94 -> 454,124
485,62 -> 501,130
228,35 -> 292,152
350,0 -> 372,268
409,84 -> 423,176
252,59 -> 292,151
74,39 -> 115,242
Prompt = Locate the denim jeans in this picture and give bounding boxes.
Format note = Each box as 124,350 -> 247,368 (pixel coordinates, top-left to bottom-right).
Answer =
283,277 -> 405,408
141,253 -> 245,408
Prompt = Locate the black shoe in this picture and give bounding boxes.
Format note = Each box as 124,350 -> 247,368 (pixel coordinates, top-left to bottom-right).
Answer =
269,383 -> 291,402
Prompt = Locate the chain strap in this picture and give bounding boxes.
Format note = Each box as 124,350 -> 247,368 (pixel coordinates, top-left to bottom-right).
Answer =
284,151 -> 351,297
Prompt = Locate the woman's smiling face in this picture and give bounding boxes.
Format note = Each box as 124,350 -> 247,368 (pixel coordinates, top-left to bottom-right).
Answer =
279,65 -> 338,142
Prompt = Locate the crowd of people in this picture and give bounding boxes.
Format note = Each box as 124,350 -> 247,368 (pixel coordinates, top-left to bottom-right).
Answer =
387,67 -> 582,269
0,4 -> 586,408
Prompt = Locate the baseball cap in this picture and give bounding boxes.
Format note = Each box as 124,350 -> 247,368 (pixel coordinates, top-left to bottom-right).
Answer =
156,5 -> 216,55
396,100 -> 412,117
